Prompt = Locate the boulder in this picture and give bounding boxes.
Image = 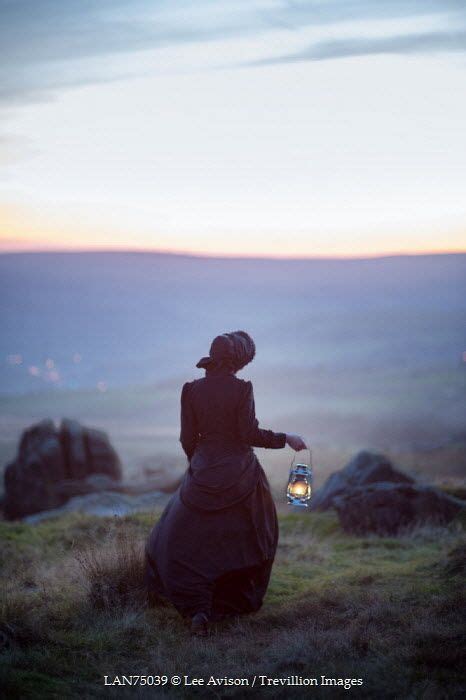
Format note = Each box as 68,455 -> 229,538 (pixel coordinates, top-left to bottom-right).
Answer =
55,474 -> 121,500
333,482 -> 465,535
4,419 -> 67,519
55,473 -> 182,498
311,451 -> 414,511
60,418 -> 88,479
23,489 -> 170,523
85,427 -> 121,479
3,419 -> 122,519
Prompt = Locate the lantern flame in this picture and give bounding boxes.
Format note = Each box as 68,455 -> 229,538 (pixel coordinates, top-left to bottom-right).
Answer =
289,480 -> 308,497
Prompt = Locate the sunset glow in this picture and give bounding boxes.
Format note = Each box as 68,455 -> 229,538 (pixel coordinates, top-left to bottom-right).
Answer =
1,2 -> 466,257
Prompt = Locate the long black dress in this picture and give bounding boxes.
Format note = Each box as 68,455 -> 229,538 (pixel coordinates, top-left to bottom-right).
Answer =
145,365 -> 286,619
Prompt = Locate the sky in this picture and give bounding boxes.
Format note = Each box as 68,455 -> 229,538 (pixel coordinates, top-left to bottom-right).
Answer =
1,0 -> 466,257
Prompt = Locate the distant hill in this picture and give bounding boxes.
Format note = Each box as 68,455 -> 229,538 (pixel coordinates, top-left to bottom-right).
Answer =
1,251 -> 465,394
1,252 -> 465,482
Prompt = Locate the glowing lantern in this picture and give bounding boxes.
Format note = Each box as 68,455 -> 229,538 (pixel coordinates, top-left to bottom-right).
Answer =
287,450 -> 313,507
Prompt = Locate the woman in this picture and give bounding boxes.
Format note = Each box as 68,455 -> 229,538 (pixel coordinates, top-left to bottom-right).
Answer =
145,330 -> 307,636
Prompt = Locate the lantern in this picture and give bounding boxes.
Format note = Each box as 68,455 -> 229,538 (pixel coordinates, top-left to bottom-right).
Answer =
287,450 -> 313,507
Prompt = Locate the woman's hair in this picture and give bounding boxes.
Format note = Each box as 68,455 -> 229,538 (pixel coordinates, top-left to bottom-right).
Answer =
213,356 -> 237,372
196,330 -> 256,372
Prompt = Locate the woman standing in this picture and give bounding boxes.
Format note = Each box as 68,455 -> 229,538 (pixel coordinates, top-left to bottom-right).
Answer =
145,330 -> 307,636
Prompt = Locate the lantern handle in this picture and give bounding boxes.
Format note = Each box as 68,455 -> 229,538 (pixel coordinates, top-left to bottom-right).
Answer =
290,447 -> 312,470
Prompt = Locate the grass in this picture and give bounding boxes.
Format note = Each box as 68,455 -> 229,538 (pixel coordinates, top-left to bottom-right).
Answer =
0,510 -> 465,699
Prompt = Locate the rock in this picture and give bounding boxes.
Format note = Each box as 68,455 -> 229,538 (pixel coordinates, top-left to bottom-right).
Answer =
60,418 -> 88,479
4,420 -> 67,519
57,473 -> 182,497
23,489 -> 170,523
311,450 -> 464,535
3,418 -> 122,519
55,474 -> 121,500
84,427 -> 121,480
84,473 -> 121,491
312,450 -> 414,511
333,482 -> 465,535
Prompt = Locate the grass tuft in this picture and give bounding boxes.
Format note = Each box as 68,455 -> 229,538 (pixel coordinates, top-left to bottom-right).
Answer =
75,527 -> 147,610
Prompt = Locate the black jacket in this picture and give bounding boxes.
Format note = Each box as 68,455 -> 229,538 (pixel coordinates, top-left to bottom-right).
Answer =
180,368 -> 286,460
178,367 -> 286,511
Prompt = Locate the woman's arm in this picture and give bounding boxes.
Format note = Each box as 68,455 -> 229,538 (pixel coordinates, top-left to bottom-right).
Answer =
179,382 -> 198,460
237,380 -> 287,449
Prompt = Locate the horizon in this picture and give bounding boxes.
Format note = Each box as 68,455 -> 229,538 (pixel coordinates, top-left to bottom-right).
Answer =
1,246 -> 465,262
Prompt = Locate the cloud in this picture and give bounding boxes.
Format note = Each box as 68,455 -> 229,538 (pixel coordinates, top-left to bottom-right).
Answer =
0,0 -> 465,106
246,29 -> 466,67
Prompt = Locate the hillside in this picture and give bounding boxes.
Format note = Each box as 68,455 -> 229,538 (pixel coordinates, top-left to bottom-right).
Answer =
1,509 -> 465,698
2,252 -> 465,393
1,252 -> 465,488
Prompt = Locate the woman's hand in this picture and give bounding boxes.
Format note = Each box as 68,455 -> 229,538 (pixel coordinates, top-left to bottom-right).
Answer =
286,433 -> 308,451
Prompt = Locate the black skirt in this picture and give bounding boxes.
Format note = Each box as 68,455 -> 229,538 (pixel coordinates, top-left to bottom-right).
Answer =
145,444 -> 278,619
